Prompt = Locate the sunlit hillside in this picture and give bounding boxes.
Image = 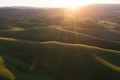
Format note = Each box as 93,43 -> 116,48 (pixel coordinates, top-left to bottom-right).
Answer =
0,4 -> 120,80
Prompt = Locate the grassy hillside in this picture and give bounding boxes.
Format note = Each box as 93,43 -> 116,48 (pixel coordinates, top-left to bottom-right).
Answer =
0,38 -> 55,80
0,37 -> 120,80
1,4 -> 120,80
0,27 -> 120,51
61,27 -> 120,42
0,56 -> 15,80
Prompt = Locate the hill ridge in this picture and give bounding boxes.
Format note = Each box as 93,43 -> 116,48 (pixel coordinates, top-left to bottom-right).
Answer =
0,37 -> 120,53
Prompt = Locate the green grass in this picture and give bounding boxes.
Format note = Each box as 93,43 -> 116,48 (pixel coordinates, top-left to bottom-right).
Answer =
4,27 -> 25,31
0,44 -> 55,80
94,55 -> 120,72
0,37 -> 120,80
0,26 -> 120,51
60,26 -> 120,42
99,21 -> 118,31
0,25 -> 120,80
0,56 -> 15,80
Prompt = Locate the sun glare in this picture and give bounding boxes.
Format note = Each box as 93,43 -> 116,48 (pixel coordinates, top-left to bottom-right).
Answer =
65,5 -> 79,9
59,0 -> 90,9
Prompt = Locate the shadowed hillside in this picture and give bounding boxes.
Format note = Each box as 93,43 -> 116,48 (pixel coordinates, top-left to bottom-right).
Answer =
0,37 -> 120,80
0,27 -> 120,51
61,27 -> 120,42
0,40 -> 55,80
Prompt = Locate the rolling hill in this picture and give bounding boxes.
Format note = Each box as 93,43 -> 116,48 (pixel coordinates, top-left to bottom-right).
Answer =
0,26 -> 120,51
61,27 -> 120,42
0,37 -> 120,80
0,4 -> 120,80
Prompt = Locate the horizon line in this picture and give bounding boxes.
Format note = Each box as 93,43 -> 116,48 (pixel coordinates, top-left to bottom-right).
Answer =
1,3 -> 120,8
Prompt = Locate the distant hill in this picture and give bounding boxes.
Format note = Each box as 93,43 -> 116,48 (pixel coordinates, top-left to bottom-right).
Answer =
0,4 -> 120,19
0,6 -> 38,9
0,7 -> 66,19
77,4 -> 120,20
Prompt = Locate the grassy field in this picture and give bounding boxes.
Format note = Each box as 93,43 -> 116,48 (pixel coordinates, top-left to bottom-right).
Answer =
0,55 -> 15,80
61,26 -> 120,42
0,39 -> 55,80
0,26 -> 120,51
0,4 -> 120,80
0,37 -> 120,80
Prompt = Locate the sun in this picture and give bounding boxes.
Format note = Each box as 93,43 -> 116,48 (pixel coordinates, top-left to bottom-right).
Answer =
63,3 -> 81,9
60,0 -> 89,9
65,4 -> 80,9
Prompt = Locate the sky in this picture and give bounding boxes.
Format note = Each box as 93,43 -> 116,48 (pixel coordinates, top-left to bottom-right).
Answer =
0,0 -> 120,7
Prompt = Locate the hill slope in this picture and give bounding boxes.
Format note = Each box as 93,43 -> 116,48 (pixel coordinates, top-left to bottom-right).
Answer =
0,27 -> 120,51
0,56 -> 15,80
0,37 -> 120,80
61,27 -> 120,42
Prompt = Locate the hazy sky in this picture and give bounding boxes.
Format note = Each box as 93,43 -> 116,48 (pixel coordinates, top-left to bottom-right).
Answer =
0,0 -> 120,7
